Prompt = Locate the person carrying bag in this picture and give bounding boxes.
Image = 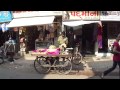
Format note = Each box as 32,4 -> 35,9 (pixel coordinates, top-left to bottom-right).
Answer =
101,34 -> 120,79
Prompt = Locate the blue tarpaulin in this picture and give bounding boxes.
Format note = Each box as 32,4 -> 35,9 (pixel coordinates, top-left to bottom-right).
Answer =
0,11 -> 12,23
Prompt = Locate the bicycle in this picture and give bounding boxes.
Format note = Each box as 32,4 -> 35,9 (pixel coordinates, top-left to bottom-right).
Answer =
34,56 -> 51,74
4,39 -> 16,57
66,44 -> 83,65
0,47 -> 4,65
0,38 -> 16,64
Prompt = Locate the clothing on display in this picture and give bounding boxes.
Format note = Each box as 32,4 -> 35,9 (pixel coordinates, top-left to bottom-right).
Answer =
97,24 -> 103,49
49,26 -> 55,38
0,23 -> 9,32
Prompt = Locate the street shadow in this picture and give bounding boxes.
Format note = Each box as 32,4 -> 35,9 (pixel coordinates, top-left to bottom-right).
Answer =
86,60 -> 120,79
0,53 -> 87,79
72,63 -> 84,71
0,55 -> 47,79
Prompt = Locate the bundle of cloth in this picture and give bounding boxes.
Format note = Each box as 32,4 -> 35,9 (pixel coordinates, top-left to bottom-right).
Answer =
33,45 -> 60,56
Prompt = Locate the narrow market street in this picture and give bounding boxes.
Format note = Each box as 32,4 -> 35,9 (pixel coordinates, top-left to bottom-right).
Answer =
0,54 -> 119,79
1,11 -> 120,79
0,55 -> 93,79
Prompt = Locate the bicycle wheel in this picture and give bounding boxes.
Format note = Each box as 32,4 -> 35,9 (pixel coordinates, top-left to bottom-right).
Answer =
72,53 -> 83,65
0,57 -> 4,65
54,59 -> 72,75
34,57 -> 51,74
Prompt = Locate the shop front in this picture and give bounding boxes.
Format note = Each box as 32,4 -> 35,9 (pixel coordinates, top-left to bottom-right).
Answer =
96,11 -> 120,57
7,11 -> 62,54
0,11 -> 12,47
62,11 -> 100,55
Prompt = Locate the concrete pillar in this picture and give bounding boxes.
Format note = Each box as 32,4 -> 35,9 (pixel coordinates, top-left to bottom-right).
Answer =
62,23 -> 64,32
95,41 -> 98,55
93,24 -> 99,56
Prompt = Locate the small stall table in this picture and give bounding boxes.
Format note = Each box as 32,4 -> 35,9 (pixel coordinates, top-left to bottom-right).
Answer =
35,41 -> 51,50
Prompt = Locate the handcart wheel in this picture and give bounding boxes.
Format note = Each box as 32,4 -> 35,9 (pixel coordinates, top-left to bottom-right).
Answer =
72,53 -> 83,65
34,57 -> 51,74
0,57 -> 4,65
54,59 -> 72,75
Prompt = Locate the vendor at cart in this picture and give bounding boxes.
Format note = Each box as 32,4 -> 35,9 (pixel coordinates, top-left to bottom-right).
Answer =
58,32 -> 68,51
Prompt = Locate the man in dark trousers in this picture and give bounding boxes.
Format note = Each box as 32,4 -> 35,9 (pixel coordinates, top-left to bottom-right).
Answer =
101,34 -> 120,79
67,27 -> 74,48
5,36 -> 16,63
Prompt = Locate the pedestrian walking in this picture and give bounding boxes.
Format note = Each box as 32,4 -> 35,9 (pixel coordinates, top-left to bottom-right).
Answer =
101,34 -> 120,79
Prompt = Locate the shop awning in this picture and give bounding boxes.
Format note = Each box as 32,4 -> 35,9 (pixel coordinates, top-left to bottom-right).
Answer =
100,16 -> 120,21
63,20 -> 100,27
7,16 -> 55,27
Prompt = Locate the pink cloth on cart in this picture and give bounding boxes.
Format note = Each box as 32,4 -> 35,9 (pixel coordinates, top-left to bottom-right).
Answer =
33,49 -> 47,52
47,49 -> 60,56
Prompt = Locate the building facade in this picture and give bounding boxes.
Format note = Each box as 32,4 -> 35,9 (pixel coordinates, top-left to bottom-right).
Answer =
5,11 -> 120,57
62,11 -> 120,57
0,11 -> 12,47
96,11 -> 120,56
7,11 -> 63,53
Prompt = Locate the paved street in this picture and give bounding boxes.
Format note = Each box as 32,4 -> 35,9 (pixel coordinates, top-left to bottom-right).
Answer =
0,68 -> 89,79
0,54 -> 120,79
0,60 -> 91,79
86,56 -> 120,79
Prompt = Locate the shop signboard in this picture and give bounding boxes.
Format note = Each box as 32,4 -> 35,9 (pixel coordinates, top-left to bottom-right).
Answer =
100,11 -> 120,21
62,11 -> 100,21
12,11 -> 62,18
0,11 -> 12,23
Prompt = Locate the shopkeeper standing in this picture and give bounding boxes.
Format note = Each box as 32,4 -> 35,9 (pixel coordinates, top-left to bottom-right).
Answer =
67,28 -> 74,48
58,32 -> 68,50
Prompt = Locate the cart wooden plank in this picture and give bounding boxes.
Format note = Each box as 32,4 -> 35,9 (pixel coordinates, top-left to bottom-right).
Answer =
31,52 -> 72,58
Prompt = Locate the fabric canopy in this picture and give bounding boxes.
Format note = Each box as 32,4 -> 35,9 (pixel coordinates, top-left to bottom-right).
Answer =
63,20 -> 100,27
7,16 -> 55,28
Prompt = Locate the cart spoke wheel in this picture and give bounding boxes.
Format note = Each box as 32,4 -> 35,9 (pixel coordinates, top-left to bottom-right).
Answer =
54,60 -> 72,74
34,58 -> 51,74
72,53 -> 83,65
0,57 -> 4,65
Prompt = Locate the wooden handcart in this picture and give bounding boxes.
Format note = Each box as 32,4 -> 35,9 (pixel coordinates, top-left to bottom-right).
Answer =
31,52 -> 73,74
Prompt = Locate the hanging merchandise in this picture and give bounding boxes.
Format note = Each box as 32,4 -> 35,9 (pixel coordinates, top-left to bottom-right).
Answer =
45,25 -> 49,30
0,23 -> 9,32
49,25 -> 55,38
97,22 -> 103,49
19,27 -> 23,35
98,21 -> 103,27
37,26 -> 41,31
13,27 -> 18,32
98,35 -> 102,49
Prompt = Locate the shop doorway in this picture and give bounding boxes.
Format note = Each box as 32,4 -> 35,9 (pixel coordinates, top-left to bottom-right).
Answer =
82,24 -> 95,55
20,26 -> 39,53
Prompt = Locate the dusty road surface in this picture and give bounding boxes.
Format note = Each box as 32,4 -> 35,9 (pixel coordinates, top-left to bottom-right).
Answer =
0,55 -> 119,79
